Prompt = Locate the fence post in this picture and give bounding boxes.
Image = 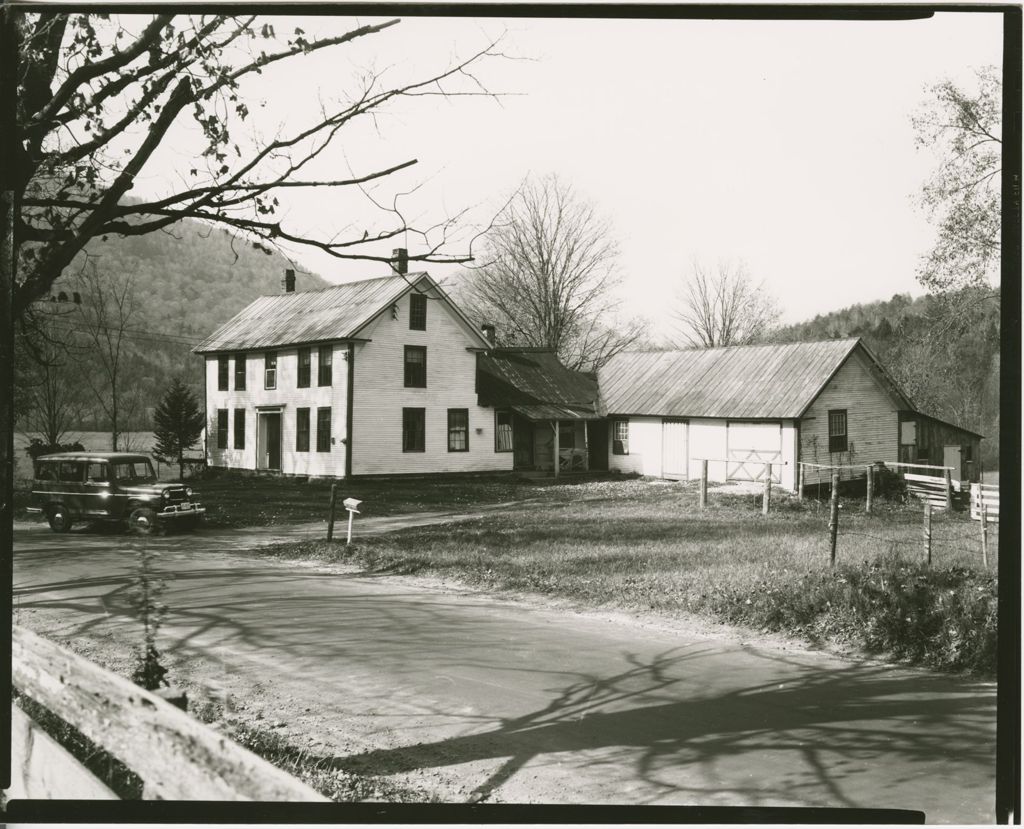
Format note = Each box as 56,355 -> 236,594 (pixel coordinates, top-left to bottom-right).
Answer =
923,502 -> 932,565
797,462 -> 804,501
828,470 -> 839,567
943,469 -> 953,511
327,483 -> 338,541
762,463 -> 771,515
980,506 -> 989,570
699,460 -> 708,510
865,464 -> 873,515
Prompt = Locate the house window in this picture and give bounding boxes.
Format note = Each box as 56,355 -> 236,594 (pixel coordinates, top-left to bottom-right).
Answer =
233,409 -> 246,449
448,409 -> 469,452
216,409 -> 228,449
409,293 -> 427,330
612,419 -> 630,455
217,356 -> 229,391
316,407 -> 331,452
264,351 -> 277,389
558,422 -> 575,450
404,346 -> 427,388
234,355 -> 246,390
828,409 -> 848,454
318,346 -> 333,387
296,407 -> 310,452
403,408 -> 425,452
495,411 -> 514,452
297,348 -> 311,388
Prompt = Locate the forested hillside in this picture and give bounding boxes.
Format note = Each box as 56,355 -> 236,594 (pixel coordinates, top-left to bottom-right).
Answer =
771,290 -> 1001,468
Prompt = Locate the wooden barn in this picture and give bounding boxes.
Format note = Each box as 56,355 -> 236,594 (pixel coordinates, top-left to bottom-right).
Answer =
596,338 -> 977,491
897,410 -> 984,483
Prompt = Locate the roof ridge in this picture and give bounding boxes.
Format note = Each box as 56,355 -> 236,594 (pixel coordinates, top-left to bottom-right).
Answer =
253,271 -> 428,301
611,337 -> 860,358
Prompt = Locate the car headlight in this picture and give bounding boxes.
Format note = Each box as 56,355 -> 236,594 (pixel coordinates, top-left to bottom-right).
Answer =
185,486 -> 193,497
162,490 -> 170,500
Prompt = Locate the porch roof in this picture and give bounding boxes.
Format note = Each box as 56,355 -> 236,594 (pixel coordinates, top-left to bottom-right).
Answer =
511,403 -> 604,422
478,348 -> 600,419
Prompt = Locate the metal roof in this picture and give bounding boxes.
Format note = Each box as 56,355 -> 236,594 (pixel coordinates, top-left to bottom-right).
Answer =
194,273 -> 457,353
597,338 -> 885,419
478,348 -> 600,420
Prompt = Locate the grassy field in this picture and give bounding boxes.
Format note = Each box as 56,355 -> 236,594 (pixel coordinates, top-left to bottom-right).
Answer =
256,480 -> 999,674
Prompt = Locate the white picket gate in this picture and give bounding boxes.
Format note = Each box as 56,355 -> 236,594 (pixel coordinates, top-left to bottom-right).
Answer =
970,483 -> 1000,522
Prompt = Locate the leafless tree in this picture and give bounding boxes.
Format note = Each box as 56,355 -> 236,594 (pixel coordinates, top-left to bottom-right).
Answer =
672,260 -> 780,348
462,174 -> 644,371
72,263 -> 140,451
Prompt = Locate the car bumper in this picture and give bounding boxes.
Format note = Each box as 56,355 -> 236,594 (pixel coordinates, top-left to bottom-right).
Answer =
157,504 -> 206,520
25,507 -> 43,514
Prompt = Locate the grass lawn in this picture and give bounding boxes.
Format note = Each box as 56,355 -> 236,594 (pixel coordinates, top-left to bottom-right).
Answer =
257,480 -> 999,675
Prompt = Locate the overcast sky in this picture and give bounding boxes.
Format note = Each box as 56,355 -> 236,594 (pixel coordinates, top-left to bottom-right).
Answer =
136,10 -> 1004,339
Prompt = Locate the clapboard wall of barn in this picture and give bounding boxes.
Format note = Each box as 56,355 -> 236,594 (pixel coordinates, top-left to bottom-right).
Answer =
898,411 -> 982,483
799,348 -> 901,485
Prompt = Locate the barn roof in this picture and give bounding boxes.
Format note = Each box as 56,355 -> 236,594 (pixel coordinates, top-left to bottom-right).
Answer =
478,348 -> 601,421
597,338 -> 910,419
194,273 -> 487,353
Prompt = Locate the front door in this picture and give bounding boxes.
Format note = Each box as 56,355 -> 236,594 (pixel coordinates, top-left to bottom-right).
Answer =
259,412 -> 282,471
943,445 -> 962,480
662,419 -> 688,480
513,415 -> 534,470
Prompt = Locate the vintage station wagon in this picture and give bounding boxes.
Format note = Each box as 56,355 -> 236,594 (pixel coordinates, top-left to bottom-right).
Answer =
28,451 -> 205,534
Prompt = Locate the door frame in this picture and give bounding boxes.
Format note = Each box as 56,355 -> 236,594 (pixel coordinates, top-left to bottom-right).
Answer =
256,407 -> 284,471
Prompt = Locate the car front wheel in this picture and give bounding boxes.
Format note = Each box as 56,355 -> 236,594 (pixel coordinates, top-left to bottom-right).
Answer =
47,506 -> 73,533
127,507 -> 158,535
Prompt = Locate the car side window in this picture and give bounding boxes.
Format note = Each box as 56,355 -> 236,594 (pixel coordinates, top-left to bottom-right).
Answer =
58,461 -> 85,482
87,462 -> 109,483
36,462 -> 56,481
113,463 -> 133,481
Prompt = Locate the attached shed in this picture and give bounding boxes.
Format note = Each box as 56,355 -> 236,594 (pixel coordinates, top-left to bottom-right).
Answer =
897,411 -> 984,483
477,348 -> 604,475
597,338 -> 916,491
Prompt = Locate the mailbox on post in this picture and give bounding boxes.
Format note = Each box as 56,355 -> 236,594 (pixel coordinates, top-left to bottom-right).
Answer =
343,498 -> 362,544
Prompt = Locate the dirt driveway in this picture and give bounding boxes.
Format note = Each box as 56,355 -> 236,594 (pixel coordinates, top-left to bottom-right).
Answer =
12,516 -> 996,820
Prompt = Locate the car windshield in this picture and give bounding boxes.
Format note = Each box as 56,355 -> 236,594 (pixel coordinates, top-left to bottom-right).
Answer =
112,459 -> 157,484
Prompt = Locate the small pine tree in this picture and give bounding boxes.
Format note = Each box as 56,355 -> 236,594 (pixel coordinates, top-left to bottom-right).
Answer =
152,377 -> 205,480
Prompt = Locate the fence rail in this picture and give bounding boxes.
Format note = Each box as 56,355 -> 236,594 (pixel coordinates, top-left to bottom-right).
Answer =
11,626 -> 327,801
971,483 -> 1000,522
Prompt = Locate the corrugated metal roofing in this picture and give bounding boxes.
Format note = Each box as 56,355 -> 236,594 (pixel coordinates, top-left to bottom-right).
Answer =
194,274 -> 430,353
478,349 -> 599,420
597,339 -> 872,419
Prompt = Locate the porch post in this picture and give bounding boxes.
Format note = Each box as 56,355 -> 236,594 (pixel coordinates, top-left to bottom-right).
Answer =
583,421 -> 589,471
553,419 -> 560,479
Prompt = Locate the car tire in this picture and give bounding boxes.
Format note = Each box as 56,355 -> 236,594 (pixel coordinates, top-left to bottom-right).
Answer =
47,506 -> 73,533
127,507 -> 158,535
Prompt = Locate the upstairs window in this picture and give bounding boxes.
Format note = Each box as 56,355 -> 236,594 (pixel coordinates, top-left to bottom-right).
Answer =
316,407 -> 332,452
404,346 -> 427,388
612,419 -> 630,455
403,408 -> 425,452
409,293 -> 427,330
448,409 -> 469,452
234,355 -> 246,390
495,411 -> 513,452
264,352 -> 277,390
233,409 -> 246,449
318,346 -> 333,387
297,348 -> 311,388
217,356 -> 229,391
216,409 -> 229,449
828,409 -> 848,454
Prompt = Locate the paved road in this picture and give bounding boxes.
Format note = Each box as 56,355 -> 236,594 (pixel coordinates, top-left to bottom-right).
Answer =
13,517 -> 996,820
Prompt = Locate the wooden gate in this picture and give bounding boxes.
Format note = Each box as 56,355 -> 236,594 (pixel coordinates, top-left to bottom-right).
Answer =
726,422 -> 782,483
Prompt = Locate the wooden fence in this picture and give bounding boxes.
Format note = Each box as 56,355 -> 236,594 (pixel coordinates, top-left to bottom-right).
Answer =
970,483 -> 1000,523
9,626 -> 328,801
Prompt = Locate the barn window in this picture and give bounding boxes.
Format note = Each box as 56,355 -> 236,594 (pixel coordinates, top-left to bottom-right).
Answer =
409,293 -> 427,330
404,346 -> 427,388
297,348 -> 311,388
828,410 -> 848,454
234,355 -> 246,390
403,408 -> 425,452
495,411 -> 514,452
217,356 -> 229,391
448,409 -> 469,452
612,419 -> 630,455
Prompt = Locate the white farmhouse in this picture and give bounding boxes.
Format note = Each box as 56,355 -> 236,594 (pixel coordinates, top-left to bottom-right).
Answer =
194,253 -> 512,478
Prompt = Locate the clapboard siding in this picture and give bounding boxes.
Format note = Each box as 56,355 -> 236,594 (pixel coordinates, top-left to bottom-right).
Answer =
799,349 -> 899,484
205,347 -> 348,477
350,290 -> 512,476
607,416 -> 663,477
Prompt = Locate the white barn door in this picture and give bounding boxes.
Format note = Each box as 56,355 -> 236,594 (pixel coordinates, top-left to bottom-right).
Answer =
727,421 -> 782,483
662,419 -> 688,480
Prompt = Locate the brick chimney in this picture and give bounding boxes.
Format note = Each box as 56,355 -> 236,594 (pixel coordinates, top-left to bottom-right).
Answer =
481,323 -> 496,347
283,268 -> 296,293
391,247 -> 408,275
